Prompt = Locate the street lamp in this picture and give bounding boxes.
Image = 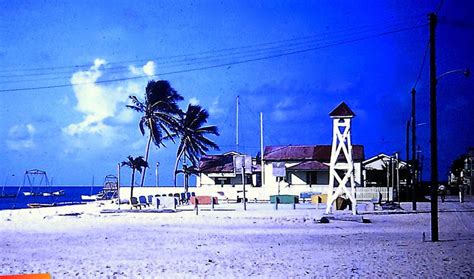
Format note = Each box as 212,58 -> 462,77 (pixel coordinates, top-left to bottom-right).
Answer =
430,63 -> 470,242
156,162 -> 160,187
436,68 -> 470,82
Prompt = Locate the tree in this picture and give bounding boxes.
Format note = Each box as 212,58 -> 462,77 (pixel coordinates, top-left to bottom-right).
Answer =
121,156 -> 149,201
451,154 -> 467,177
127,80 -> 183,186
173,104 -> 219,192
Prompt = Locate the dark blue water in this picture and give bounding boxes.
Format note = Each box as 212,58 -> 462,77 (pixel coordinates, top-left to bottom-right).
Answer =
0,186 -> 104,210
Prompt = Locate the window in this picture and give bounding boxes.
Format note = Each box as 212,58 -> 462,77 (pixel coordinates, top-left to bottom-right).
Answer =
214,177 -> 231,186
285,172 -> 292,185
306,171 -> 329,185
255,173 -> 262,187
307,172 -> 317,185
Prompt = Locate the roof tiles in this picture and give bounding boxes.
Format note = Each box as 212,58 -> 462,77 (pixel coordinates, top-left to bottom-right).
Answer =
329,102 -> 355,118
264,145 -> 364,162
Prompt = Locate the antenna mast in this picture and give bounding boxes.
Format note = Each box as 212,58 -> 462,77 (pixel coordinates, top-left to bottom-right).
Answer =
236,95 -> 239,152
260,112 -> 265,186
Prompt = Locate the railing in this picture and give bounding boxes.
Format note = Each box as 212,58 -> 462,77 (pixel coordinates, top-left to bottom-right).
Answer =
355,187 -> 393,201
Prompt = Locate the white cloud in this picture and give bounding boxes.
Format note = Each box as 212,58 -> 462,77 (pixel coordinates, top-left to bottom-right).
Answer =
209,97 -> 224,117
271,97 -> 315,122
189,97 -> 200,105
275,97 -> 294,109
63,58 -> 147,150
116,109 -> 134,124
60,95 -> 70,106
271,109 -> 289,122
129,65 -> 142,76
143,61 -> 155,76
129,60 -> 156,77
6,124 -> 36,150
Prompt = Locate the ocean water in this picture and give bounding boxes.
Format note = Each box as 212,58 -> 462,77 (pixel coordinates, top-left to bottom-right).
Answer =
0,186 -> 104,210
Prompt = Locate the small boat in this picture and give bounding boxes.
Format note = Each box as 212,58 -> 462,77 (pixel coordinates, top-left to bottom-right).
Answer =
27,201 -> 85,208
81,191 -> 107,201
81,175 -> 118,201
43,190 -> 65,197
27,203 -> 56,208
81,194 -> 98,201
23,191 -> 44,196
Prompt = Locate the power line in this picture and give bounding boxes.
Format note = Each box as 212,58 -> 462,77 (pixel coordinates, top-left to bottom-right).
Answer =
0,23 -> 426,93
411,1 -> 443,91
436,0 -> 445,14
0,14 -> 425,74
0,18 -> 423,80
413,39 -> 430,89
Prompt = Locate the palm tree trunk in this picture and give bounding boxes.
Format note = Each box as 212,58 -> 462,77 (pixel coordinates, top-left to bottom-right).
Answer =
184,171 -> 189,194
173,148 -> 186,187
140,132 -> 152,187
130,169 -> 135,201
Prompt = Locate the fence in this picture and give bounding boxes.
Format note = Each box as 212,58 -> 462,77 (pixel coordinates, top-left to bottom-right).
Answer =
355,186 -> 393,201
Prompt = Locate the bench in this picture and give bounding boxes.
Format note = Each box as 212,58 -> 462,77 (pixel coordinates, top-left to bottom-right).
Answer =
190,196 -> 218,205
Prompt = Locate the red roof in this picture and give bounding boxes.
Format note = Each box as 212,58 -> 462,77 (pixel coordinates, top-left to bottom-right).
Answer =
264,145 -> 364,162
329,102 -> 355,118
288,160 -> 329,171
199,154 -> 235,173
199,153 -> 261,173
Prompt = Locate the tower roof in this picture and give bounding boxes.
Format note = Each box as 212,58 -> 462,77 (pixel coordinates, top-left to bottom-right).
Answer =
329,102 -> 355,118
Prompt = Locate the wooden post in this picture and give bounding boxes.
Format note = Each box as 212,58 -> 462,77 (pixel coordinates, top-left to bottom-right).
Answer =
242,166 -> 247,211
194,199 -> 199,215
260,112 -> 265,186
411,88 -> 417,210
429,12 -> 439,242
117,163 -> 121,209
211,196 -> 215,211
275,197 -> 279,210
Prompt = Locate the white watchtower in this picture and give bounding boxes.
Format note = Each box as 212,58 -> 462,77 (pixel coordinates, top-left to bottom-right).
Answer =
326,102 -> 357,215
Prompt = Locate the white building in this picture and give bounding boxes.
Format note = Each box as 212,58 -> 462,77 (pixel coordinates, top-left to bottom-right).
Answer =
195,145 -> 366,201
362,153 -> 409,201
262,145 -> 365,196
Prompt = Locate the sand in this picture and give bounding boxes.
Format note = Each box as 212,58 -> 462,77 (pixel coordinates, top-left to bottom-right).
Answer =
0,197 -> 473,278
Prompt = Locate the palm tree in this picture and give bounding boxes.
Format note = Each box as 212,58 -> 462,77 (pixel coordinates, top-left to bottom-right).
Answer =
173,104 -> 219,192
121,156 -> 149,201
127,80 -> 183,186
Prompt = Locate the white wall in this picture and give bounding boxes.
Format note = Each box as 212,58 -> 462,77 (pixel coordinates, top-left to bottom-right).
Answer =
194,161 -> 363,201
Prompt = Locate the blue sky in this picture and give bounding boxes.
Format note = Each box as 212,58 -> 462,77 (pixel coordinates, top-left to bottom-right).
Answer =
0,0 -> 473,186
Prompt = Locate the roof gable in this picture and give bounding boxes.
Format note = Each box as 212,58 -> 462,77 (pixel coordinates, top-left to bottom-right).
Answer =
199,154 -> 235,173
329,102 -> 355,118
288,160 -> 329,171
264,145 -> 364,162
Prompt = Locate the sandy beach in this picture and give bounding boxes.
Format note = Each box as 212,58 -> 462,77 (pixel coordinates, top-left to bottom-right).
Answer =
1,198 -> 473,278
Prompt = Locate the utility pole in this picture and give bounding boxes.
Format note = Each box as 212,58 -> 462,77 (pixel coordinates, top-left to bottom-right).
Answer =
386,158 -> 390,203
242,164 -> 246,211
260,112 -> 265,186
395,152 -> 400,205
411,88 -> 417,210
429,12 -> 439,242
406,120 -> 410,170
236,95 -> 239,152
391,156 -> 395,202
117,163 -> 121,208
155,162 -> 160,187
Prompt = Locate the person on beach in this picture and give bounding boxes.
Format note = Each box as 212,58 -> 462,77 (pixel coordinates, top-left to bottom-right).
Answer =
438,184 -> 446,203
459,184 -> 465,203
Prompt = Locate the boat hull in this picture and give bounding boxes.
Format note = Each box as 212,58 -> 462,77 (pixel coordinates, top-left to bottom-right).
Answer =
23,192 -> 44,196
